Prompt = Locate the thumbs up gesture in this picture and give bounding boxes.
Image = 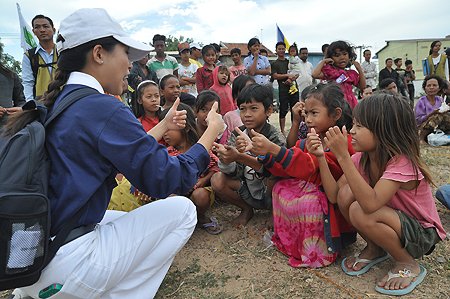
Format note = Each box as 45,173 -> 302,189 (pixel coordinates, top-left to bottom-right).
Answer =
306,128 -> 324,157
235,127 -> 253,153
164,97 -> 187,130
249,129 -> 273,156
206,101 -> 225,137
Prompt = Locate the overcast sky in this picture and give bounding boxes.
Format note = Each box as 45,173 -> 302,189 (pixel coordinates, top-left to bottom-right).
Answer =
1,0 -> 449,63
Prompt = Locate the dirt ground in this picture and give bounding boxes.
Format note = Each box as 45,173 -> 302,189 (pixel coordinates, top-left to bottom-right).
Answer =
154,114 -> 450,299
2,114 -> 449,299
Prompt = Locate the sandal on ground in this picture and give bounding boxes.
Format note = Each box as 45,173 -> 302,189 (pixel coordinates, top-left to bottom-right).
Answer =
375,264 -> 427,296
341,253 -> 389,276
201,217 -> 222,235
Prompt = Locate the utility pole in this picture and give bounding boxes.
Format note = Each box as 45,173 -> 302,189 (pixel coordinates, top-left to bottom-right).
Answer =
354,44 -> 371,63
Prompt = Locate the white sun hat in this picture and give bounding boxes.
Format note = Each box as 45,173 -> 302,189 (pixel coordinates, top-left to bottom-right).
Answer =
56,8 -> 150,61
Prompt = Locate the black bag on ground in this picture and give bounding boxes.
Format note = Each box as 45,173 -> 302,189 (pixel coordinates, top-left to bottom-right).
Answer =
0,87 -> 97,290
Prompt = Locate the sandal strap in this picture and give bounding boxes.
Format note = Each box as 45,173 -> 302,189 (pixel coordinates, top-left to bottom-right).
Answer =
386,268 -> 418,282
351,253 -> 374,268
202,217 -> 219,228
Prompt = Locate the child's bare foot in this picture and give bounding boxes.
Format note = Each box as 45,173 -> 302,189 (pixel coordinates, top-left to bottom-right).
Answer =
377,262 -> 421,291
231,208 -> 254,226
343,245 -> 386,272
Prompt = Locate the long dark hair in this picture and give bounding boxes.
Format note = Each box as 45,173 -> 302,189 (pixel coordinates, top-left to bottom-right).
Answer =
135,80 -> 160,119
232,75 -> 255,100
429,40 -> 441,55
353,93 -> 433,186
2,37 -> 119,137
159,102 -> 199,147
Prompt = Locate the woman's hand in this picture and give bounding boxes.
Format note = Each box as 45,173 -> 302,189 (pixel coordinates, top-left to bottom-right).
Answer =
206,102 -> 225,137
306,128 -> 324,157
324,126 -> 350,160
164,98 -> 187,130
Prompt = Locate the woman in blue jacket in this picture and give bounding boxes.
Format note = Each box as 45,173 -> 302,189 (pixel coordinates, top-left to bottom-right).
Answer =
14,8 -> 224,299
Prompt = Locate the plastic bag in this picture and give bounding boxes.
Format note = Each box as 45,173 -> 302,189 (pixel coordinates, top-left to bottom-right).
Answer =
427,129 -> 450,146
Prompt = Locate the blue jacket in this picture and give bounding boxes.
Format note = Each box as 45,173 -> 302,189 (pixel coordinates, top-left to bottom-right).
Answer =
47,84 -> 209,235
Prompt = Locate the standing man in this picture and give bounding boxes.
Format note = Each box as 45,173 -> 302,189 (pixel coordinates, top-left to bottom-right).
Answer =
22,14 -> 58,100
296,47 -> 314,94
394,58 -> 408,97
361,49 -> 377,90
189,42 -> 203,68
148,34 -> 178,80
378,58 -> 399,89
404,59 -> 416,107
271,41 -> 299,135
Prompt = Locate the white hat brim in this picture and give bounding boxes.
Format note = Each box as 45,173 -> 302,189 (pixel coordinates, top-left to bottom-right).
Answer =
114,35 -> 151,62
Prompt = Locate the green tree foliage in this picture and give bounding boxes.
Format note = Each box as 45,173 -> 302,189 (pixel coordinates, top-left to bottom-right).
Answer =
0,39 -> 21,75
160,35 -> 195,51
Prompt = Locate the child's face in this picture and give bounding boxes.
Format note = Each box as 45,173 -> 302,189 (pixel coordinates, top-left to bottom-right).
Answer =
405,64 -> 412,71
249,43 -> 260,55
304,96 -> 339,135
239,99 -> 271,132
331,49 -> 350,69
161,77 -> 180,103
154,40 -> 165,55
276,45 -> 286,58
196,100 -> 216,128
231,53 -> 241,64
139,84 -> 160,114
362,87 -> 373,99
349,121 -> 376,152
163,129 -> 184,148
180,49 -> 190,62
289,48 -> 297,57
425,78 -> 440,96
218,71 -> 229,85
203,49 -> 216,66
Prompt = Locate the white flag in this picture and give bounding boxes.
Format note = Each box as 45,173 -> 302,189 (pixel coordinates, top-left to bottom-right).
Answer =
16,3 -> 37,52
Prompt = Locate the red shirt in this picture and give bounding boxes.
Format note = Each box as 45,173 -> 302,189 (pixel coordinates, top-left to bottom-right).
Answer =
196,66 -> 214,93
138,115 -> 159,132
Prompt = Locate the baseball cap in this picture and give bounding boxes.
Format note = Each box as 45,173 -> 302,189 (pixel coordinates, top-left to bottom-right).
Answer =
189,42 -> 201,50
56,8 -> 150,61
178,42 -> 190,53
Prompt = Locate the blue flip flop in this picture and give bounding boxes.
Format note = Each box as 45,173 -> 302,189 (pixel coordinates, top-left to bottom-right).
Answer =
341,253 -> 389,276
375,264 -> 427,296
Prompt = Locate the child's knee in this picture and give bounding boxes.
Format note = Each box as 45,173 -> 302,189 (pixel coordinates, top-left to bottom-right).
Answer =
211,172 -> 226,192
337,184 -> 355,209
191,189 -> 210,210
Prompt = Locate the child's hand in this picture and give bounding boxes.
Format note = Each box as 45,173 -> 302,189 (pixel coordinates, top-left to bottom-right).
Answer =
214,142 -> 239,164
206,102 -> 225,136
164,98 -> 187,130
235,127 -> 252,153
306,128 -> 324,157
291,101 -> 305,124
323,58 -> 334,64
324,126 -> 350,160
250,129 -> 273,156
194,176 -> 208,189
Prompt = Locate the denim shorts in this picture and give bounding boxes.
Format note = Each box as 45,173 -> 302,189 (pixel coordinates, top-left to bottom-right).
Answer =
397,210 -> 441,259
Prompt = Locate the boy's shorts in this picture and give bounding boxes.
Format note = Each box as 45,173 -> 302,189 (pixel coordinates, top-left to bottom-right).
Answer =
238,181 -> 272,210
397,210 -> 441,259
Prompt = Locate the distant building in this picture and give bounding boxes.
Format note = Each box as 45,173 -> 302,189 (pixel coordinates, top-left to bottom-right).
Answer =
376,36 -> 450,81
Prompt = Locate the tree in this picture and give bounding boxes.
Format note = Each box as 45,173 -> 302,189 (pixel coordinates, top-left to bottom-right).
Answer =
0,39 -> 21,75
159,35 -> 195,51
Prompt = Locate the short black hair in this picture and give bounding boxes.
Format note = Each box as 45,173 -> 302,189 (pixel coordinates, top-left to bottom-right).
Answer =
299,47 -> 308,53
195,90 -> 220,113
210,43 -> 221,54
380,78 -> 396,89
237,83 -> 272,110
405,59 -> 412,66
326,40 -> 356,60
32,14 -> 54,28
363,49 -> 371,55
321,43 -> 329,53
385,57 -> 393,63
394,58 -> 402,64
232,75 -> 255,100
152,34 -> 166,43
230,48 -> 241,55
275,41 -> 286,49
201,44 -> 216,56
422,74 -> 446,91
259,49 -> 268,54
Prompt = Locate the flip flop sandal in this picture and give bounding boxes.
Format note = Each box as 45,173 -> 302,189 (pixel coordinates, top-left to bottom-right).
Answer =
341,253 -> 389,276
375,264 -> 427,296
201,216 -> 223,235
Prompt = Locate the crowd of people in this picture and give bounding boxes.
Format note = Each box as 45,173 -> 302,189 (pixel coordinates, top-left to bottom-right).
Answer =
1,7 -> 449,299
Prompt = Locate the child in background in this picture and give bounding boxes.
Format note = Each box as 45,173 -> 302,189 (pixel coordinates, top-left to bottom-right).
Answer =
196,44 -> 216,93
229,48 -> 247,83
195,90 -> 221,137
312,40 -> 365,109
285,85 -> 313,148
160,74 -> 181,110
219,75 -> 255,144
178,42 -> 198,97
404,60 -> 416,108
244,38 -> 271,86
211,84 -> 285,226
135,80 -> 161,132
311,94 -> 445,295
249,83 -> 355,268
360,85 -> 373,100
161,103 -> 222,234
379,78 -> 398,94
210,65 -> 235,116
287,43 -> 301,95
414,74 -> 445,126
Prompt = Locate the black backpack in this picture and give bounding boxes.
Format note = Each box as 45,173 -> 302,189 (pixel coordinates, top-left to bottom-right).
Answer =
25,48 -> 58,98
0,87 -> 97,290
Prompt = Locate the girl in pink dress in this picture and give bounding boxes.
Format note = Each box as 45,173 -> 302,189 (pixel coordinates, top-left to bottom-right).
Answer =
309,93 -> 446,296
312,40 -> 365,109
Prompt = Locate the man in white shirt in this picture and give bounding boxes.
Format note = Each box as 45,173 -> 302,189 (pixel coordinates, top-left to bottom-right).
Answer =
361,49 -> 377,89
296,47 -> 314,94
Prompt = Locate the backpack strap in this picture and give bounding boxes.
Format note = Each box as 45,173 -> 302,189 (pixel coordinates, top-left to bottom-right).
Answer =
26,48 -> 39,81
44,87 -> 98,127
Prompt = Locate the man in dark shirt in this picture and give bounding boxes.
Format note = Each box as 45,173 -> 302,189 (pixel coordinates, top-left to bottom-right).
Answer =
378,58 -> 399,89
271,41 -> 299,135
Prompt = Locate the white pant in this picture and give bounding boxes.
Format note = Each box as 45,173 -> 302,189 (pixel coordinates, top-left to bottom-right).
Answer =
20,196 -> 197,299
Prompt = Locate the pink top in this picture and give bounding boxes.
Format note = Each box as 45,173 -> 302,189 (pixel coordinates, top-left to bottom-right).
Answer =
352,152 -> 446,240
210,66 -> 236,116
322,64 -> 359,109
219,109 -> 243,144
229,65 -> 248,83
